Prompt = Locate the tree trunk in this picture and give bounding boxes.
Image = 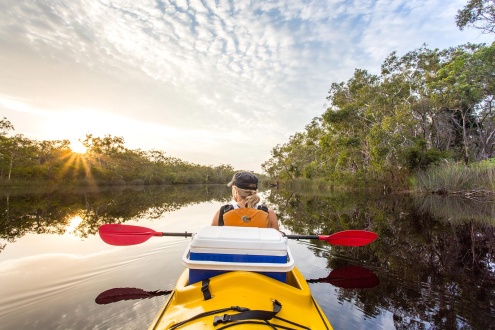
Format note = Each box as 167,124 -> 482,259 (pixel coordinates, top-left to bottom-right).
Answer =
461,111 -> 470,165
8,154 -> 13,180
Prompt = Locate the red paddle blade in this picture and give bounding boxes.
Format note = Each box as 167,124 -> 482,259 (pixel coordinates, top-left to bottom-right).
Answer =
99,224 -> 160,246
324,266 -> 380,289
320,230 -> 378,246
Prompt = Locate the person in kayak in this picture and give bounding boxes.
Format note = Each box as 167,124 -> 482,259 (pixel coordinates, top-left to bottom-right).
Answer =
211,171 -> 279,230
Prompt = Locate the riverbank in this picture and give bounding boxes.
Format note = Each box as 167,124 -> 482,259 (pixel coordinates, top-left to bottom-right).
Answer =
2,160 -> 494,197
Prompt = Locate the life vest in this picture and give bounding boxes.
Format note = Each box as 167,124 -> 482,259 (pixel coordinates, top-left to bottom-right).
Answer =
218,204 -> 270,228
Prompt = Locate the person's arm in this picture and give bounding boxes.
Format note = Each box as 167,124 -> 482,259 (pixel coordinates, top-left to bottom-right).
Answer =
211,209 -> 220,226
267,209 -> 279,230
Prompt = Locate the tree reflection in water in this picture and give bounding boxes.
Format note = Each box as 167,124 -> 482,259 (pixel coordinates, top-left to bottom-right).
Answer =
267,189 -> 495,330
0,185 -> 231,246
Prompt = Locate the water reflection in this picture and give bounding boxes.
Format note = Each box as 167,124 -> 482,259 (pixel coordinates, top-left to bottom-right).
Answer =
94,265 -> 379,307
64,215 -> 83,235
414,193 -> 495,224
267,189 -> 495,330
306,265 -> 380,289
0,185 -> 230,249
0,186 -> 494,329
95,287 -> 173,305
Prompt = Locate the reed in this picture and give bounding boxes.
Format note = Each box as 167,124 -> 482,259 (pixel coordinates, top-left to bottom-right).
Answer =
413,160 -> 495,192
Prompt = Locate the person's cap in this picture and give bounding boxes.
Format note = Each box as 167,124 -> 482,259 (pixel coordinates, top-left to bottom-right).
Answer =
227,171 -> 258,190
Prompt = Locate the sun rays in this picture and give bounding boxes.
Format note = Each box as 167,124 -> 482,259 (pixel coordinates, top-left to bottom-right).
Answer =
55,147 -> 96,185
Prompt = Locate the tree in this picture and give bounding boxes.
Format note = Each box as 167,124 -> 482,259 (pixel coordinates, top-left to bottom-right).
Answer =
322,69 -> 380,175
0,117 -> 14,136
456,0 -> 495,34
0,118 -> 15,179
469,42 -> 495,159
2,134 -> 37,181
34,139 -> 72,179
323,67 -> 417,176
430,44 -> 491,164
380,46 -> 476,167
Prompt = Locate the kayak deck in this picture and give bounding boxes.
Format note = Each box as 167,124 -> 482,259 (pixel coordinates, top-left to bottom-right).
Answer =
148,267 -> 332,329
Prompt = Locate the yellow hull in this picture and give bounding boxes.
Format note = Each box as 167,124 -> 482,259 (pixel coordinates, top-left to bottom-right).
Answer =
149,267 -> 333,329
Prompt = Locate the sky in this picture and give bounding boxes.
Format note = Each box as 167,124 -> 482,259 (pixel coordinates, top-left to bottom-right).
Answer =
0,0 -> 492,172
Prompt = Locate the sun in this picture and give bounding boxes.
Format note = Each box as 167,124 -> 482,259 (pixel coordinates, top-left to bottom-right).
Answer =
70,140 -> 87,154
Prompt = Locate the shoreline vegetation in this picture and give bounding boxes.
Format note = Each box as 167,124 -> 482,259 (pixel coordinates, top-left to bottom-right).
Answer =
0,119 -> 243,188
272,160 -> 495,197
1,117 -> 494,197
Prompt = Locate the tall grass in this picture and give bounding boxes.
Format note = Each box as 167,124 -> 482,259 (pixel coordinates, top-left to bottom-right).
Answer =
413,160 -> 495,192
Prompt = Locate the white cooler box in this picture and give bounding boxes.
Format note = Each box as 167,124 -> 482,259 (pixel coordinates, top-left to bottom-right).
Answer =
182,226 -> 294,284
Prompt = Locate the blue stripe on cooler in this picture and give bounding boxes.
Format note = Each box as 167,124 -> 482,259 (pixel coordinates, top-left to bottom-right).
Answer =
189,252 -> 287,263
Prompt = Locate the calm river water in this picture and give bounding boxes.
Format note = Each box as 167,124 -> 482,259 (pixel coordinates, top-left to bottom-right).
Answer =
0,185 -> 494,329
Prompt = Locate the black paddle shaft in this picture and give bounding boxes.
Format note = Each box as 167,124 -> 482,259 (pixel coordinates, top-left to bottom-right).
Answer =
160,232 -> 193,238
286,235 -> 319,240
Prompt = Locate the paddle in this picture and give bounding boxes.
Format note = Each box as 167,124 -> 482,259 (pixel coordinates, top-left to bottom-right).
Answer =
95,266 -> 379,304
98,224 -> 378,247
98,224 -> 193,246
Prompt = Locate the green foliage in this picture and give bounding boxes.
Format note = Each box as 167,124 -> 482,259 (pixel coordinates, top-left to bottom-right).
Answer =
455,0 -> 495,34
0,128 -> 237,186
263,40 -> 495,191
403,139 -> 451,170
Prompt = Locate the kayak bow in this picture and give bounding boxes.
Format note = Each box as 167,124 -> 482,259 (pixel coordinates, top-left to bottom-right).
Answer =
148,267 -> 332,329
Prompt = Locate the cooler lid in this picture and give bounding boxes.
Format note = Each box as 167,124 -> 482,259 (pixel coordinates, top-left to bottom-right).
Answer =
190,226 -> 287,252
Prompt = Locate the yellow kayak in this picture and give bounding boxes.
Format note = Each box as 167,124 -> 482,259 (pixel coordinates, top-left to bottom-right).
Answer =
148,267 -> 332,329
